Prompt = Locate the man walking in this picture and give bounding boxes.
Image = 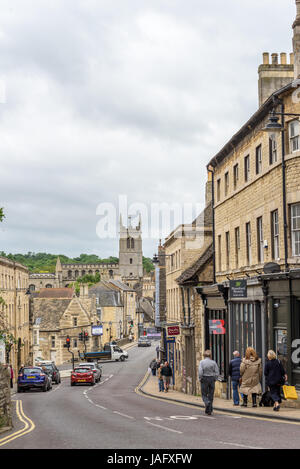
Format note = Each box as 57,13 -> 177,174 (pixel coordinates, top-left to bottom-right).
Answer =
161,361 -> 173,392
198,350 -> 219,415
228,351 -> 242,406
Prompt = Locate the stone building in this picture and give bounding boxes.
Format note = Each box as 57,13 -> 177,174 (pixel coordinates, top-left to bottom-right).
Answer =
30,287 -> 98,366
197,1 -> 300,397
160,180 -> 213,392
28,216 -> 144,291
0,256 -> 30,376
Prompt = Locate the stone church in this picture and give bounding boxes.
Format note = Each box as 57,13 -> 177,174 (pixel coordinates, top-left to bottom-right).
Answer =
29,216 -> 144,292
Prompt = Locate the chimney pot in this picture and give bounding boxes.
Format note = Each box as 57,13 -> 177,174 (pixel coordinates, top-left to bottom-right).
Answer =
271,53 -> 279,65
290,52 -> 295,65
280,53 -> 287,65
263,52 -> 269,65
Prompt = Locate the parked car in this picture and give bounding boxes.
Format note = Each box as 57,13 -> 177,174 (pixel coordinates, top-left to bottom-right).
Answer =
34,356 -> 45,365
138,337 -> 152,347
17,366 -> 52,392
39,362 -> 61,384
78,362 -> 102,382
71,367 -> 96,386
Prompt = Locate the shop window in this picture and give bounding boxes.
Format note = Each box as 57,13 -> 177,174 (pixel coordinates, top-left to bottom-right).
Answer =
208,309 -> 226,379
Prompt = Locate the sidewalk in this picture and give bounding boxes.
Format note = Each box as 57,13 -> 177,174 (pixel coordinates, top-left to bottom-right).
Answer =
140,373 -> 300,424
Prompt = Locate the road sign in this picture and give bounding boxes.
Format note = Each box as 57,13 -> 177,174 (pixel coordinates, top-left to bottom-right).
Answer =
209,320 -> 226,335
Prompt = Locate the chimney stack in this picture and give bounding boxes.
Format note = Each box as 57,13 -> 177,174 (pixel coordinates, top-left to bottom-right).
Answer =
293,0 -> 300,79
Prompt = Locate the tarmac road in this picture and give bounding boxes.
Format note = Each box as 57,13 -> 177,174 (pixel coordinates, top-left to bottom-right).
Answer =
2,343 -> 300,450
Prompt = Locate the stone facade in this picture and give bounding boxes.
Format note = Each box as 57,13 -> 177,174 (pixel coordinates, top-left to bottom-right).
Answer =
0,256 -> 30,378
0,365 -> 11,429
30,287 -> 99,365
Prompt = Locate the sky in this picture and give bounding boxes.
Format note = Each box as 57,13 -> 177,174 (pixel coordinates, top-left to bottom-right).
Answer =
0,0 -> 296,259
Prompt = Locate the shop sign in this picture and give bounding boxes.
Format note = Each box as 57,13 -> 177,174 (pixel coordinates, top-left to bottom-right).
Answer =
230,279 -> 247,298
167,325 -> 180,336
92,325 -> 103,336
166,337 -> 176,343
209,319 -> 226,335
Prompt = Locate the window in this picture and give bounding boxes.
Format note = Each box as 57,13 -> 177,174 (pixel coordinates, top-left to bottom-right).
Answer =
235,227 -> 240,268
51,336 -> 55,348
269,134 -> 277,164
246,222 -> 252,265
291,203 -> 300,256
233,164 -> 239,190
255,145 -> 262,174
225,231 -> 230,270
130,258 -> 133,264
289,120 -> 300,153
244,155 -> 250,182
257,216 -> 264,263
218,235 -> 222,271
217,179 -> 221,202
271,210 -> 279,260
73,339 -> 78,348
73,317 -> 78,327
224,172 -> 229,197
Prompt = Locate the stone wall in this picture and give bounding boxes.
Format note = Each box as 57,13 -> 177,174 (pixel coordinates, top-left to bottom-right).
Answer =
0,365 -> 12,429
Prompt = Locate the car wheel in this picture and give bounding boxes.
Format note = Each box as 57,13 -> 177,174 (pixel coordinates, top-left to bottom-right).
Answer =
43,383 -> 48,392
17,387 -> 22,393
71,382 -> 75,386
120,355 -> 125,362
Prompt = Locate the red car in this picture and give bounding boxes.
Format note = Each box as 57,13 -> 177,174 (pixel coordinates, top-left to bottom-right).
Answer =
71,367 -> 95,386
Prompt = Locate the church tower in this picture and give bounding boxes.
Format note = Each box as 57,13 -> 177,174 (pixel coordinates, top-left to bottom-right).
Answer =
119,214 -> 143,281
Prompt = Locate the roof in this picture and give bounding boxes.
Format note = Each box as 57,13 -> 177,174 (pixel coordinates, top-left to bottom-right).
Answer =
176,244 -> 213,285
107,279 -> 134,291
208,81 -> 298,169
88,283 -> 123,307
33,288 -> 74,299
32,298 -> 73,330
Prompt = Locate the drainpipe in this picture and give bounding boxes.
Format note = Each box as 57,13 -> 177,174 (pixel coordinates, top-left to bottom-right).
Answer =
207,165 -> 216,284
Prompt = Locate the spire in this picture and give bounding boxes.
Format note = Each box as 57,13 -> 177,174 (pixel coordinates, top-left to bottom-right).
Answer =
293,0 -> 300,79
56,256 -> 62,273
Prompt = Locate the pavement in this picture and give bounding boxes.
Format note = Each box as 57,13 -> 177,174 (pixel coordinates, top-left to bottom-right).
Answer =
139,372 -> 300,424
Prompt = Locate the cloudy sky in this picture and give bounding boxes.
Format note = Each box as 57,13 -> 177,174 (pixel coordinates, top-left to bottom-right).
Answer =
0,0 -> 295,259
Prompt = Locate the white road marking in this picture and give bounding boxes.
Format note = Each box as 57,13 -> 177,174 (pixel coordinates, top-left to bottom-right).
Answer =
95,405 -> 107,410
113,411 -> 135,420
146,421 -> 183,434
218,441 -> 263,449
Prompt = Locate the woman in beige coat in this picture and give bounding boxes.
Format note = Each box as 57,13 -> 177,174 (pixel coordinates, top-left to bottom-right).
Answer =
240,347 -> 262,407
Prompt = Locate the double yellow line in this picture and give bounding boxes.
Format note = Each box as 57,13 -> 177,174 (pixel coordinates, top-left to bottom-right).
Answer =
0,400 -> 35,447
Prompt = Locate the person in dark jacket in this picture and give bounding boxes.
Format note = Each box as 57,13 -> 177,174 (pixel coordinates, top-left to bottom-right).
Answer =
229,351 -> 242,406
264,350 -> 287,412
161,362 -> 172,392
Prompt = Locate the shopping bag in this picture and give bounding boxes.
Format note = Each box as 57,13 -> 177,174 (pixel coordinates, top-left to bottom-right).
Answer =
282,385 -> 298,400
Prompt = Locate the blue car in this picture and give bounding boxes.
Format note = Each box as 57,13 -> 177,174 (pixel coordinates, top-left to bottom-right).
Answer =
17,366 -> 52,392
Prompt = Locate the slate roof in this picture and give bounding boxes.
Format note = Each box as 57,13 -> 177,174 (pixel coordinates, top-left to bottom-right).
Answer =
176,244 -> 213,285
88,282 -> 123,307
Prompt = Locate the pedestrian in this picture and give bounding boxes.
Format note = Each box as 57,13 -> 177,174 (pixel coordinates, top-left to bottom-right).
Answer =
240,347 -> 262,407
264,350 -> 287,412
198,350 -> 219,415
129,333 -> 133,342
161,361 -> 172,392
9,364 -> 13,389
228,351 -> 242,406
157,363 -> 165,392
156,345 -> 160,359
149,358 -> 157,376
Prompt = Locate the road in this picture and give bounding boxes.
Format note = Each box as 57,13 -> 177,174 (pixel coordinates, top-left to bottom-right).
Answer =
1,343 -> 300,450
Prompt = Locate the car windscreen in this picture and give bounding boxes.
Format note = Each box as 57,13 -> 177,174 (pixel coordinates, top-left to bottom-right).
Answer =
23,368 -> 42,374
74,368 -> 90,373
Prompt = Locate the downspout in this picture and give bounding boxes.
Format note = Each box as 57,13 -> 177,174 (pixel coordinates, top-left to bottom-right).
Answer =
207,165 -> 216,284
